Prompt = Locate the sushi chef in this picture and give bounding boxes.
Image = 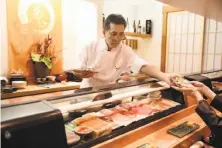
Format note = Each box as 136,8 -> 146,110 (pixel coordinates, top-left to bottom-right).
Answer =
75,14 -> 176,88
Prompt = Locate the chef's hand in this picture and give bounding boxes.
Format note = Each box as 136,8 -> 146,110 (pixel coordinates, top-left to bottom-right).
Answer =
73,71 -> 96,78
116,73 -> 132,83
165,73 -> 180,86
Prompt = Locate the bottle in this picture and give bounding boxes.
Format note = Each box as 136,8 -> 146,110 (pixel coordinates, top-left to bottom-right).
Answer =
126,17 -> 130,32
146,20 -> 152,34
137,20 -> 141,33
133,20 -> 136,33
142,26 -> 146,34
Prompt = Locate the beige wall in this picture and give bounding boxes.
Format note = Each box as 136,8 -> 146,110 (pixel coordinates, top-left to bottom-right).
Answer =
62,0 -> 104,70
136,0 -> 163,69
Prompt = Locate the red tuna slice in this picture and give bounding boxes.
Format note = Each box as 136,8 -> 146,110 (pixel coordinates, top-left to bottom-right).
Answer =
111,106 -> 128,114
120,102 -> 138,110
121,110 -> 137,118
131,106 -> 153,115
99,109 -> 115,116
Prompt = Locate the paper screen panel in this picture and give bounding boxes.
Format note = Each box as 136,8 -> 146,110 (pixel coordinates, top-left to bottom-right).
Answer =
215,33 -> 222,54
214,55 -> 222,70
180,54 -> 186,73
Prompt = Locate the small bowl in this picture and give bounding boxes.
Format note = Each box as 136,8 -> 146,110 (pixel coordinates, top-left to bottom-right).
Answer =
148,91 -> 161,98
147,94 -> 162,101
12,81 -> 27,89
147,91 -> 162,101
74,126 -> 92,136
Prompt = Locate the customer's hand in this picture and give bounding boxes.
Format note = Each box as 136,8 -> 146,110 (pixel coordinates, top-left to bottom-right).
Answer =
189,81 -> 205,92
172,84 -> 204,102
172,83 -> 198,96
190,81 -> 216,101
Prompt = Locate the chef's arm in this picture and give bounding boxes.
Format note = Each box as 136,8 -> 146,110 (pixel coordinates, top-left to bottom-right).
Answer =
140,65 -> 170,84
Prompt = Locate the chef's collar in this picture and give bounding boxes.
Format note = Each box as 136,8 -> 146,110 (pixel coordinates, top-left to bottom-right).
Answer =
105,40 -> 111,51
101,38 -> 121,51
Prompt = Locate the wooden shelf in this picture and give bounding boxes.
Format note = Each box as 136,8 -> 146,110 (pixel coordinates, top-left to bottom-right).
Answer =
125,32 -> 152,38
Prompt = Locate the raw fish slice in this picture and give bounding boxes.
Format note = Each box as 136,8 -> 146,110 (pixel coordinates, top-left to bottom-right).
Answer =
131,106 -> 153,115
120,102 -> 138,110
98,109 -> 115,117
120,110 -> 137,119
99,116 -> 121,130
111,113 -> 133,126
111,106 -> 128,114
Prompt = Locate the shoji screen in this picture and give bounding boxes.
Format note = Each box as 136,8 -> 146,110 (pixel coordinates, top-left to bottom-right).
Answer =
203,19 -> 222,71
166,11 -> 204,74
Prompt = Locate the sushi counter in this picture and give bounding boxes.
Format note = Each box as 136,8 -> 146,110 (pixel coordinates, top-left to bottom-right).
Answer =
1,70 -> 222,148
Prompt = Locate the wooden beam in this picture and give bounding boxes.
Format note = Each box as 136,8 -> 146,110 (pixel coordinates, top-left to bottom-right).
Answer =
161,5 -> 184,72
163,4 -> 184,13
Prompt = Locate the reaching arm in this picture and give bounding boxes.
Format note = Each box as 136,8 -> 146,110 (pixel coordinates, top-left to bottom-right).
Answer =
140,64 -> 171,85
196,99 -> 222,136
210,95 -> 222,112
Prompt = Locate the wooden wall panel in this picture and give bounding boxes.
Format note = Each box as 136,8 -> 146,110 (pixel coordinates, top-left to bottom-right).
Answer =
6,0 -> 63,82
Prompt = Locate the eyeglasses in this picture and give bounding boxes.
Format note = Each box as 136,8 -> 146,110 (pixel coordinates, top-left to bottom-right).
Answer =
108,31 -> 126,40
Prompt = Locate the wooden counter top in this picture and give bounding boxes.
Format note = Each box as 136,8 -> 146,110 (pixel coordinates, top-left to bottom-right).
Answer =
1,82 -> 80,99
124,113 -> 209,148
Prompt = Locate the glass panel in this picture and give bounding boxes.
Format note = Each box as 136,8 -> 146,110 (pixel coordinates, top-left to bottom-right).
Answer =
186,54 -> 193,73
207,33 -> 216,53
207,54 -> 214,71
195,15 -> 204,33
193,34 -> 200,53
182,13 -> 188,34
203,55 -> 207,71
180,54 -> 186,73
215,33 -> 222,54
181,35 -> 187,53
187,34 -> 194,53
193,54 -> 200,72
167,53 -> 174,72
214,55 -> 222,70
176,15 -> 182,34
169,13 -> 176,35
204,33 -> 208,54
169,35 -> 175,53
188,13 -> 195,34
209,19 -> 217,33
175,34 -> 181,53
217,21 -> 222,32
174,53 -> 180,72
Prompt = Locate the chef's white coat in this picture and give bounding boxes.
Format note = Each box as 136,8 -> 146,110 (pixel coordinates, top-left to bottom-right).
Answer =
79,39 -> 148,88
